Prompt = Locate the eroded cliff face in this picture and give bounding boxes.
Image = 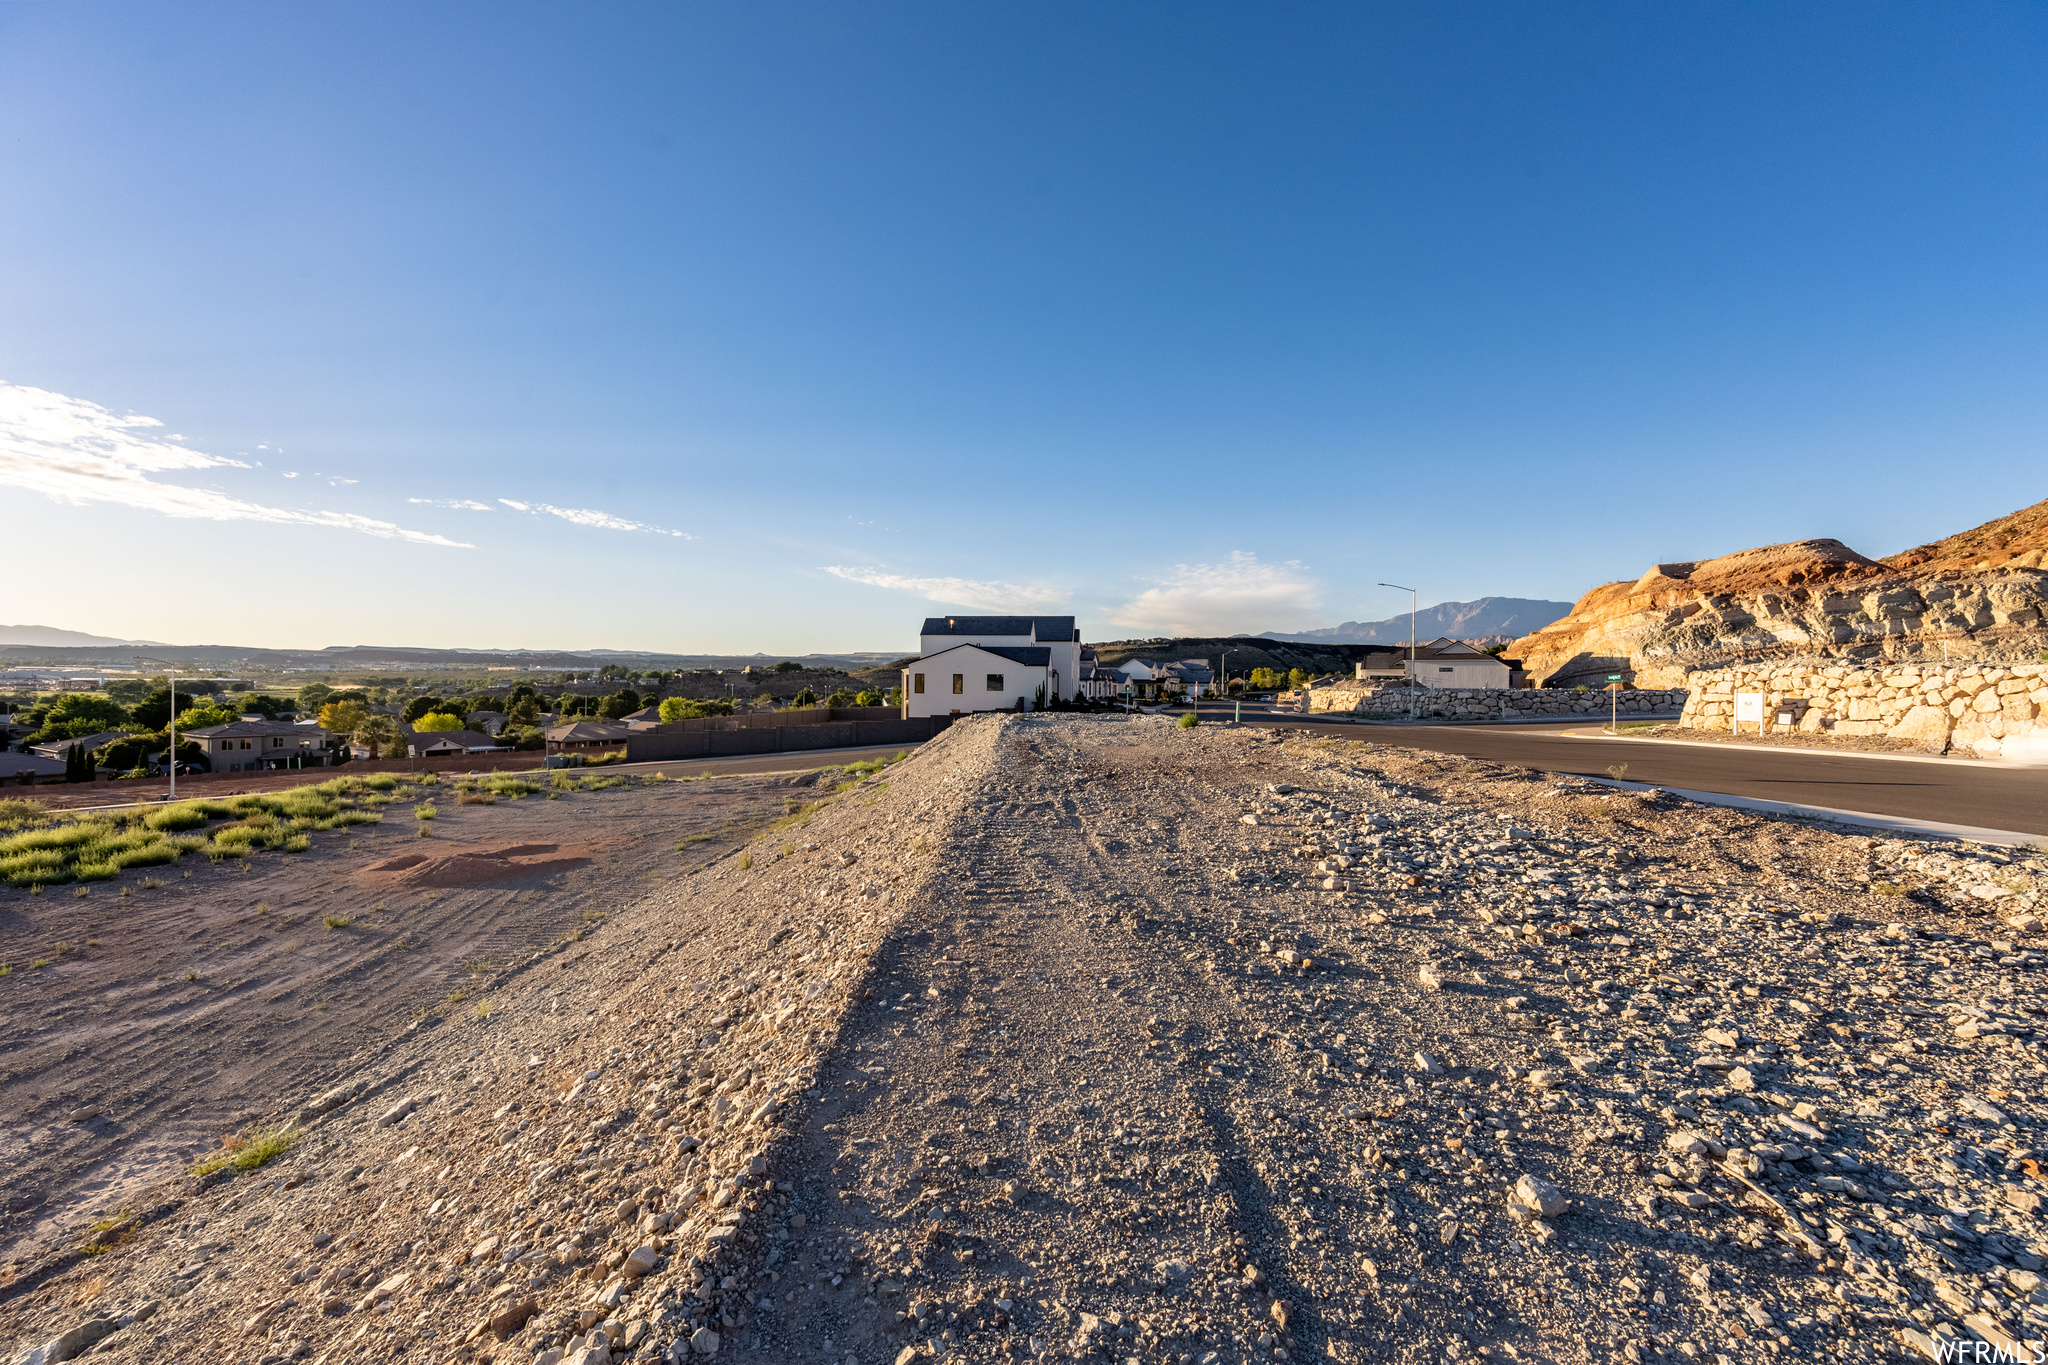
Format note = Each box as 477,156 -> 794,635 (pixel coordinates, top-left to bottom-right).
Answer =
1510,501 -> 2048,688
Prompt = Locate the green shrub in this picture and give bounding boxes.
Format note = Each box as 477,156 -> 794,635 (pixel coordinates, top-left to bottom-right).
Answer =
416,802 -> 438,821
1178,712 -> 1199,729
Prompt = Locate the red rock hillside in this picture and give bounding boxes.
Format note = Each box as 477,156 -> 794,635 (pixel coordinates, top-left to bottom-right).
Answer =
1509,498 -> 2048,689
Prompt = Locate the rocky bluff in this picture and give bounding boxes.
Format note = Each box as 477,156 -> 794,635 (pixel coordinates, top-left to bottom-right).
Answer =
1509,498 -> 2048,689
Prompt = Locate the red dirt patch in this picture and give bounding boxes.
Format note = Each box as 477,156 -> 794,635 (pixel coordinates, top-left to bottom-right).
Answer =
360,841 -> 602,888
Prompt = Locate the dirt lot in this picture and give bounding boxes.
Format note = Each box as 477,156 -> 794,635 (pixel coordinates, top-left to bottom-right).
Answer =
0,768 -> 820,1267
1,716 -> 2043,1365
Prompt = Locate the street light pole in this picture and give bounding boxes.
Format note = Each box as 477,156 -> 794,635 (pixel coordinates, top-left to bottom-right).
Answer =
135,658 -> 182,798
1378,583 -> 1417,671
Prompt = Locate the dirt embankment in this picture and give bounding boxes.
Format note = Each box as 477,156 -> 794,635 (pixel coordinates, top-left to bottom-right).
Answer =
1,717 -> 2043,1365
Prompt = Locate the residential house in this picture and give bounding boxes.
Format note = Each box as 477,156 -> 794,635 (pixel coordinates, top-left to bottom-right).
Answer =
29,729 -> 132,761
545,721 -> 636,753
1,752 -> 70,784
184,720 -> 346,772
901,615 -> 1082,718
1112,657 -> 1214,700
1387,638 -> 1514,690
408,729 -> 510,758
465,709 -> 509,736
1074,647 -> 1119,702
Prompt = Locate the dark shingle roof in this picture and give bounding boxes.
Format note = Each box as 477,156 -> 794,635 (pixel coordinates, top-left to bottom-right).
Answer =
919,615 -> 1078,643
912,643 -> 1052,667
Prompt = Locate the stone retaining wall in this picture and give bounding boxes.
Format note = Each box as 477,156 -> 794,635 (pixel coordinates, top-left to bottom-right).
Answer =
1676,662 -> 2048,756
1304,682 -> 1688,720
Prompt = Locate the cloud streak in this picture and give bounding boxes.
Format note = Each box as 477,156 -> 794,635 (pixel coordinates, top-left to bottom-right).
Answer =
823,565 -> 1070,612
497,499 -> 690,537
0,381 -> 471,548
410,497 -> 495,511
1105,552 -> 1322,635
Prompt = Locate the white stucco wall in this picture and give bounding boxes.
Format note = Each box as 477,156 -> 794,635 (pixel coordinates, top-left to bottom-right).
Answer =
903,645 -> 1051,718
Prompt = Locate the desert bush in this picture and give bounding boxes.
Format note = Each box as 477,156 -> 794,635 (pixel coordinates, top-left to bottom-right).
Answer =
457,790 -> 496,805
416,802 -> 438,821
1178,712 -> 1199,729
191,1123 -> 296,1177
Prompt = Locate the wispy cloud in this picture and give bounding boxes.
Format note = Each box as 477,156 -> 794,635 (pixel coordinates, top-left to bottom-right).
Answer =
0,381 -> 471,548
410,497 -> 495,511
823,565 -> 1070,612
497,498 -> 690,537
1104,552 -> 1322,635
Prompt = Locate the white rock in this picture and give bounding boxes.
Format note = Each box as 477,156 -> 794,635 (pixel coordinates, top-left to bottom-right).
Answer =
1514,1173 -> 1567,1218
691,1326 -> 722,1356
1413,1052 -> 1443,1076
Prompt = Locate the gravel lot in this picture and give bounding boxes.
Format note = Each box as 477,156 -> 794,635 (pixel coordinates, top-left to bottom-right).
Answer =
2,715 -> 2043,1365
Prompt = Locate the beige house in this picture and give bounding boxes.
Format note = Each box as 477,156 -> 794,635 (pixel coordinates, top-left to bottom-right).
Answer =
1359,638 -> 1514,690
184,720 -> 345,772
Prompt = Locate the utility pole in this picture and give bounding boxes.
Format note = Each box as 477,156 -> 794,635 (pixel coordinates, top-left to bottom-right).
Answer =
1378,583 -> 1417,677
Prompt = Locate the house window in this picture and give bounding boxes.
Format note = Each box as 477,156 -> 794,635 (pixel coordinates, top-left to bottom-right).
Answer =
913,673 -> 925,694
219,742 -> 230,751
952,674 -> 964,695
986,674 -> 1004,692
240,739 -> 251,749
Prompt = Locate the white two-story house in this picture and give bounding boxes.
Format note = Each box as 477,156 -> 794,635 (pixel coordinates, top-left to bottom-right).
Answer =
901,615 -> 1082,718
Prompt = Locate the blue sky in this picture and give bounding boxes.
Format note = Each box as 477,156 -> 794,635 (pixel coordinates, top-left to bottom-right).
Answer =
3,2 -> 2044,653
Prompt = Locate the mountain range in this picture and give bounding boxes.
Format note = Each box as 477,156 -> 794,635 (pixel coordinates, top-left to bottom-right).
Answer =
0,624 -> 165,648
1262,597 -> 1573,646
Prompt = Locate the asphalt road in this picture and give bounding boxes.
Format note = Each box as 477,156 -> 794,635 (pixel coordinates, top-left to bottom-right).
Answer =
1184,700 -> 2048,837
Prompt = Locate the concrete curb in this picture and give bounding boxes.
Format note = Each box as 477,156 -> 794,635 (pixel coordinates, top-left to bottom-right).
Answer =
1573,775 -> 2046,848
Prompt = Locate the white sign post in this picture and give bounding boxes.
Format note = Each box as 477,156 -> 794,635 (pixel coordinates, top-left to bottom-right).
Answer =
1733,693 -> 1764,735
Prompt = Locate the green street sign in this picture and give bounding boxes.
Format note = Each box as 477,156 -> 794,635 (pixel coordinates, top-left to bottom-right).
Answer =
1606,674 -> 1623,681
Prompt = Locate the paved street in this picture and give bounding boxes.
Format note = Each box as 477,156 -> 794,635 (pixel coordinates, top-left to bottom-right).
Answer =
1185,698 -> 2048,837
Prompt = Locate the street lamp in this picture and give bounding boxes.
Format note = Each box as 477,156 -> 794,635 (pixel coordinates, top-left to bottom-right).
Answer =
134,658 -> 182,797
1377,583 -> 1417,668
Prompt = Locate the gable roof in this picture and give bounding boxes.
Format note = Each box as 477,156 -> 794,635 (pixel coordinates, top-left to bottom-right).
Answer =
29,729 -> 132,758
910,643 -> 1052,667
413,729 -> 503,750
184,720 -> 337,740
545,721 -> 635,742
1405,638 -> 1503,661
919,615 -> 1078,643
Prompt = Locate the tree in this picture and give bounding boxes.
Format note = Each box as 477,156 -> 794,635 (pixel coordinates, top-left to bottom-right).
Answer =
1286,668 -> 1311,690
853,689 -> 883,708
789,687 -> 817,708
659,696 -> 734,722
299,683 -> 335,711
596,664 -> 630,681
241,693 -> 294,719
171,703 -> 237,731
772,661 -> 803,673
401,696 -> 444,724
1248,667 -> 1282,691
31,695 -> 130,741
355,715 -> 400,760
130,686 -> 199,731
105,678 -> 152,707
412,712 -> 465,733
64,742 -> 90,783
825,688 -> 857,708
597,690 -> 641,720
507,696 -> 541,726
319,700 -> 372,735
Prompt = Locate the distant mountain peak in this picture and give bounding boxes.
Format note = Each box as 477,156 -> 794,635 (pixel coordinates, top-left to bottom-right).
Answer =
0,624 -> 164,649
1262,596 -> 1572,645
